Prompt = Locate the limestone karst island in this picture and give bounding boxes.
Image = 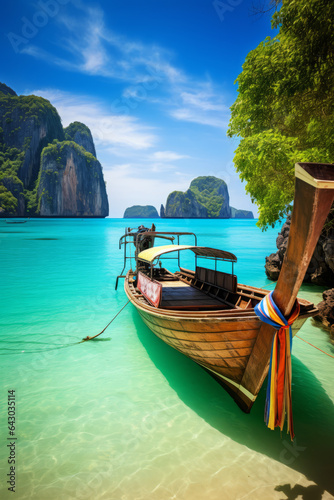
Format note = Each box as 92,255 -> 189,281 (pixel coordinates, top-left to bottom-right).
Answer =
0,83 -> 108,218
124,176 -> 254,219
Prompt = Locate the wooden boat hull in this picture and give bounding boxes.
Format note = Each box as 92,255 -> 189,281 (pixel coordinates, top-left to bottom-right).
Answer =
125,274 -> 315,412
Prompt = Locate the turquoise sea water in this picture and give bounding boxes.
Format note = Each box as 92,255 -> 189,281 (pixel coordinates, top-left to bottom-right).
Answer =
0,218 -> 334,500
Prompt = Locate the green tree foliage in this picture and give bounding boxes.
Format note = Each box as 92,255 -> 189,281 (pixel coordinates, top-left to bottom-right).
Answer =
228,0 -> 334,228
64,122 -> 91,141
0,185 -> 17,213
41,140 -> 96,165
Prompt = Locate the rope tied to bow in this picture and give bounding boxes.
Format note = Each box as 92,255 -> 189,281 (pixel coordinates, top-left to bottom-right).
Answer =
255,291 -> 300,440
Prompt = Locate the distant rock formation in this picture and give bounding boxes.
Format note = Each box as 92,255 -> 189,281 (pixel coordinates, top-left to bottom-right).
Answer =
0,83 -> 108,217
265,215 -> 334,285
161,176 -> 253,219
124,205 -> 159,218
165,189 -> 207,218
231,207 -> 254,219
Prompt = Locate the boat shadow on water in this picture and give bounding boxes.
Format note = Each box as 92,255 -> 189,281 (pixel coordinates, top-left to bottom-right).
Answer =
132,311 -> 334,496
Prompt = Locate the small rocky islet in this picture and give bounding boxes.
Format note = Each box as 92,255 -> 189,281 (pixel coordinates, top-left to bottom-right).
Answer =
0,83 -> 108,218
124,176 -> 254,219
124,205 -> 159,218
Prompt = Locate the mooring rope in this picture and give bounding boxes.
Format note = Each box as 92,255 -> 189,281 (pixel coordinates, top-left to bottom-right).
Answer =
80,300 -> 130,343
260,284 -> 334,359
255,291 -> 300,440
295,334 -> 334,359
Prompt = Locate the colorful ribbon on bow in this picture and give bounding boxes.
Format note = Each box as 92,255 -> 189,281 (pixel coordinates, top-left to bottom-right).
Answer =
255,291 -> 300,440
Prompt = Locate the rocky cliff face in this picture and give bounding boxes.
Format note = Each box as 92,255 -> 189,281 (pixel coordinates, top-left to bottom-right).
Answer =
191,176 -> 231,218
37,142 -> 108,217
0,91 -> 64,189
162,176 -> 240,218
124,205 -> 159,218
265,215 -> 334,286
0,83 -> 109,218
314,289 -> 334,341
165,189 -> 208,218
64,122 -> 96,157
161,176 -> 253,219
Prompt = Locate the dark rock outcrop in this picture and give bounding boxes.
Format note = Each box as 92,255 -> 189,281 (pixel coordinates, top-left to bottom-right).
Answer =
314,289 -> 334,341
38,142 -> 108,217
64,122 -> 96,157
265,215 -> 334,286
160,204 -> 165,218
231,207 -> 254,219
0,83 -> 109,217
124,205 -> 159,218
0,83 -> 17,96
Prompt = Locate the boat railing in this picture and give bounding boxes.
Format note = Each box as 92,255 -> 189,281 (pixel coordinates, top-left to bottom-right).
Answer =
115,229 -> 197,290
136,231 -> 198,270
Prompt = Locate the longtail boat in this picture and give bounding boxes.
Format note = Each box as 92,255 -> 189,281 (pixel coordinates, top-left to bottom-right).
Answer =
5,219 -> 29,224
116,163 -> 334,416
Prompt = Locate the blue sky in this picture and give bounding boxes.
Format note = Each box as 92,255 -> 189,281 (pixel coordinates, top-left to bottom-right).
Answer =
1,0 -> 275,217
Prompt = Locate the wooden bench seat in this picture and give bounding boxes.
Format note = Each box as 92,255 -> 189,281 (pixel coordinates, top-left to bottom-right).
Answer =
160,282 -> 230,311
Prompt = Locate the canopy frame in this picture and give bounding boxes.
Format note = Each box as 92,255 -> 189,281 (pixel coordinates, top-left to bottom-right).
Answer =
137,244 -> 237,280
115,229 -> 197,289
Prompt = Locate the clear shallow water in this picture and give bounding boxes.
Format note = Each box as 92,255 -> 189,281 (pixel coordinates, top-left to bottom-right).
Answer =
0,218 -> 333,500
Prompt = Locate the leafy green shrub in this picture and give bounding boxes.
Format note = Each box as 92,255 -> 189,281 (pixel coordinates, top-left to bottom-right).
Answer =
0,185 -> 17,213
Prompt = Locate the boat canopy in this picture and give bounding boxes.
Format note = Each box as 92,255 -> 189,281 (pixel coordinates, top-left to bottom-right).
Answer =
137,244 -> 237,263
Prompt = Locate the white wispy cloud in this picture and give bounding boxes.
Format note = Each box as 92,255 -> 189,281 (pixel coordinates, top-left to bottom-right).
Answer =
168,82 -> 231,128
103,165 -> 192,217
29,89 -> 157,151
150,151 -> 190,161
179,90 -> 228,112
22,4 -> 230,130
24,6 -> 178,84
171,107 -> 228,128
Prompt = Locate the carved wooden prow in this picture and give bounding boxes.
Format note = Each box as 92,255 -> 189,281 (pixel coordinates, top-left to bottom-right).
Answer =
237,163 -> 334,412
